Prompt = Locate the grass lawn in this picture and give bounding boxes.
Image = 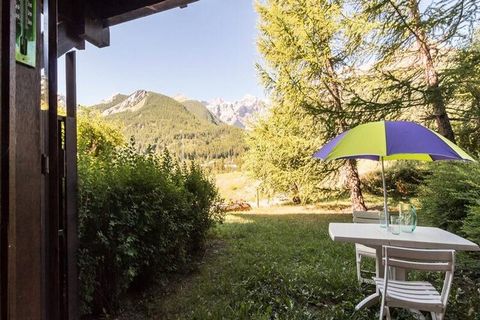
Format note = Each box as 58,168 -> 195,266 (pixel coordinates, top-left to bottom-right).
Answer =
123,213 -> 479,320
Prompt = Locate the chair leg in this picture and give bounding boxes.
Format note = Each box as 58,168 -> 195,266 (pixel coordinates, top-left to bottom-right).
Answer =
379,293 -> 386,319
385,307 -> 391,320
431,312 -> 444,320
379,305 -> 390,319
356,253 -> 362,284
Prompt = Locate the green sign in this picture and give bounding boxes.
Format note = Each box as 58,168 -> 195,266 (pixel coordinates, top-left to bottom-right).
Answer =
15,0 -> 36,67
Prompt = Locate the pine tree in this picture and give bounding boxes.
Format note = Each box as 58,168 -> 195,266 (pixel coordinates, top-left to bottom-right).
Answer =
244,102 -> 338,203
255,0 -> 371,210
356,0 -> 480,142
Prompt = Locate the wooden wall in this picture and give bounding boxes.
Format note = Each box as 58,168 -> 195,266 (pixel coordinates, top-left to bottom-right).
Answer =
1,0 -> 43,318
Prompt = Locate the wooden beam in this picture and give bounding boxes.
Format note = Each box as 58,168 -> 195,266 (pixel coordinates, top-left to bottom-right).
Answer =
58,0 -> 85,57
83,17 -> 110,48
0,0 -> 15,317
45,0 -> 61,317
6,0 -> 43,318
65,51 -> 79,320
56,0 -> 198,55
99,0 -> 199,26
58,21 -> 85,58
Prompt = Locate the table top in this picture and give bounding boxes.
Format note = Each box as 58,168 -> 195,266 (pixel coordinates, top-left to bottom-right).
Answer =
329,223 -> 480,251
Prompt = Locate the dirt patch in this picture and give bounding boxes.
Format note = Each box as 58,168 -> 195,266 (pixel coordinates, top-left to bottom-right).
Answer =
233,204 -> 351,215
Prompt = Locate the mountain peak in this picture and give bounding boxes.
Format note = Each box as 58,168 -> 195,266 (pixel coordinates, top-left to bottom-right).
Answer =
100,93 -> 124,104
93,90 -> 267,129
101,90 -> 149,116
205,96 -> 267,129
173,93 -> 189,102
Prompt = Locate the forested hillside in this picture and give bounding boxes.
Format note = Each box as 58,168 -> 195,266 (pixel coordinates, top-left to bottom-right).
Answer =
89,91 -> 246,167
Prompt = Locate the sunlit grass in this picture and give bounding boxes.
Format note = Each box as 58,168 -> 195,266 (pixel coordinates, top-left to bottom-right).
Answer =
215,171 -> 259,202
224,214 -> 254,224
150,214 -> 377,319
126,213 -> 478,320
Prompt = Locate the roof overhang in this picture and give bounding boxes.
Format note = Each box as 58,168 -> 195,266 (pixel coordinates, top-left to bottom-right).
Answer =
58,0 -> 199,57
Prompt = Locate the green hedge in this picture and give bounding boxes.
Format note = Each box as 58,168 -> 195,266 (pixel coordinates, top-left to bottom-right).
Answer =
418,162 -> 480,238
77,115 -> 223,316
417,162 -> 480,317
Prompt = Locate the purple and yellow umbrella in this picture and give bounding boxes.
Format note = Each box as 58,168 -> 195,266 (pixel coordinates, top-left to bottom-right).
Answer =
313,121 -> 475,226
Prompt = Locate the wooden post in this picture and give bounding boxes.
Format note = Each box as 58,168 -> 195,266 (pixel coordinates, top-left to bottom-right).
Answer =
65,50 -> 79,320
0,1 -> 16,318
1,0 -> 44,318
44,0 -> 61,318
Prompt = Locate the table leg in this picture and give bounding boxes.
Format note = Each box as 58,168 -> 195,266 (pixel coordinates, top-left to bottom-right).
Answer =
355,246 -> 382,311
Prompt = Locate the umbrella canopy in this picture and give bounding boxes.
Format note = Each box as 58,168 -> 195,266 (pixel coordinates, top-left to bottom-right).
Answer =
314,121 -> 474,162
313,121 -> 475,227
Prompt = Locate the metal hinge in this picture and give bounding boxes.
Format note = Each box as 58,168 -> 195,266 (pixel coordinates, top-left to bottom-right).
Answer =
41,154 -> 49,174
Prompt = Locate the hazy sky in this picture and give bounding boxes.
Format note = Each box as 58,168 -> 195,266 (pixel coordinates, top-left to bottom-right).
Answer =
58,0 -> 265,105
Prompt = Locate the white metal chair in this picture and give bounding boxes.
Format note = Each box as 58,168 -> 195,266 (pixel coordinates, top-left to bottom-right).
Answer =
375,246 -> 455,320
353,211 -> 380,284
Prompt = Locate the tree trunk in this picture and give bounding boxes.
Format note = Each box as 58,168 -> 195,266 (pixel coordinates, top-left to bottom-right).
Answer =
345,159 -> 367,211
325,58 -> 367,211
407,0 -> 456,142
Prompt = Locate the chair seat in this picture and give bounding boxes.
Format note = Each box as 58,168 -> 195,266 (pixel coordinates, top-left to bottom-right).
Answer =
355,243 -> 376,257
374,278 -> 444,313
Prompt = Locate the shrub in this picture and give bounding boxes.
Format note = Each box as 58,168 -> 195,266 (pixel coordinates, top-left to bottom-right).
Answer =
361,161 -> 429,201
77,116 -> 223,316
418,162 -> 480,318
418,162 -> 480,235
463,202 -> 480,246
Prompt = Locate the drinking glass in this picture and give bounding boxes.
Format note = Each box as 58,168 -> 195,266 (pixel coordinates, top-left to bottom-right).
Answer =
401,204 -> 417,233
379,211 -> 387,228
390,216 -> 401,235
398,202 -> 405,216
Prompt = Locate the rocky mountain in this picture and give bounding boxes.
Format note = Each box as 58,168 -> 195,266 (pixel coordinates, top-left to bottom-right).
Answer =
89,90 -> 246,164
182,100 -> 221,125
92,93 -> 129,113
204,95 -> 267,129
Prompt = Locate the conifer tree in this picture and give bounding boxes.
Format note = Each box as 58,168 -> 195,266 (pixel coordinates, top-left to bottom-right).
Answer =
356,0 -> 480,142
244,102 -> 338,203
255,0 -> 371,210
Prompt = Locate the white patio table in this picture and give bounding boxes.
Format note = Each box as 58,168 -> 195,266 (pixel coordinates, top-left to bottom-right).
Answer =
329,222 -> 480,311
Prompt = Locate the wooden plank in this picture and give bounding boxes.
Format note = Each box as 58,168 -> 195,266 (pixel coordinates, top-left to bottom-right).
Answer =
45,0 -> 61,318
58,21 -> 85,58
7,0 -> 43,317
57,117 -> 66,318
99,0 -> 198,26
0,0 -> 16,318
11,62 -> 43,319
58,0 -> 85,57
65,50 -> 79,320
83,17 -> 110,48
57,0 -> 200,54
40,109 -> 49,320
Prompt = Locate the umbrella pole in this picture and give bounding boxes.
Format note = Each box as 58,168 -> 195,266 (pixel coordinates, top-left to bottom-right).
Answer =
381,157 -> 389,228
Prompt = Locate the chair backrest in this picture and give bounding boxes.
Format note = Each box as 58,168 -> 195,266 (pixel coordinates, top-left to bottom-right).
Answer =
353,211 -> 380,224
383,246 -> 455,306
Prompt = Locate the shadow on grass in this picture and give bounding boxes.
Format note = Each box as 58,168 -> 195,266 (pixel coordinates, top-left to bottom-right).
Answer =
119,213 -> 476,320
